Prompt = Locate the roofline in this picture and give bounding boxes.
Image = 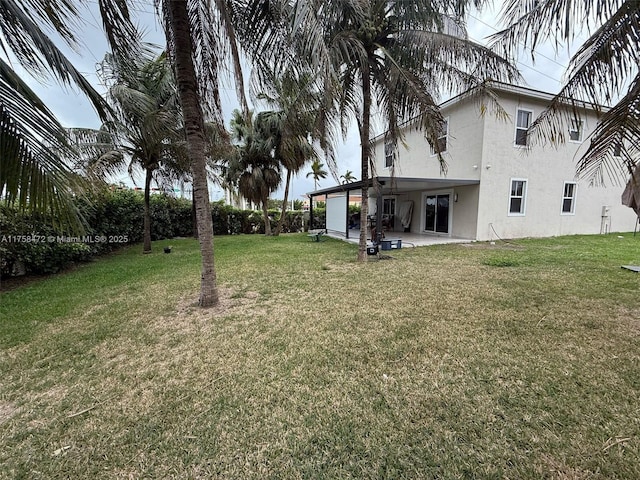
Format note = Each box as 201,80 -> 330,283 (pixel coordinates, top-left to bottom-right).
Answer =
307,178 -> 386,197
371,81 -> 607,144
307,176 -> 479,197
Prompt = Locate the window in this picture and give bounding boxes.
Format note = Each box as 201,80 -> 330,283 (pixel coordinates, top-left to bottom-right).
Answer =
382,197 -> 396,215
509,179 -> 527,215
430,117 -> 449,155
515,109 -> 532,146
562,182 -> 577,214
569,119 -> 583,142
384,140 -> 395,168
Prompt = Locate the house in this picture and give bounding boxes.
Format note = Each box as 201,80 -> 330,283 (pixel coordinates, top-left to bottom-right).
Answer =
310,83 -> 638,242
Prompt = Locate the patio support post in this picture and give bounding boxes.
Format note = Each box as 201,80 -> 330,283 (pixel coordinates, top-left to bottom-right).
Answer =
346,190 -> 350,239
309,195 -> 314,232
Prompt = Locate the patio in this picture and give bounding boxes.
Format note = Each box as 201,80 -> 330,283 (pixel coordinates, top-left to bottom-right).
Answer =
325,229 -> 474,248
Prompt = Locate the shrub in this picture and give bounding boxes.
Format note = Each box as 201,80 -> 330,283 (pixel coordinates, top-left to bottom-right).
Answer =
1,190 -> 312,278
310,207 -> 326,230
0,206 -> 93,276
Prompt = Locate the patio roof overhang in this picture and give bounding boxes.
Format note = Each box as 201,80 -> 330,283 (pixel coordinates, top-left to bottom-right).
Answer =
307,176 -> 480,198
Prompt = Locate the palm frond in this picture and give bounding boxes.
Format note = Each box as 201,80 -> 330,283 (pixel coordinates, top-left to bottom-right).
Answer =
0,57 -> 89,230
1,0 -> 111,119
492,0 -> 639,191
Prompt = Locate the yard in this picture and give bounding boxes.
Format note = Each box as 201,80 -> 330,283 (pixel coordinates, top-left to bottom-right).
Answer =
1,233 -> 639,479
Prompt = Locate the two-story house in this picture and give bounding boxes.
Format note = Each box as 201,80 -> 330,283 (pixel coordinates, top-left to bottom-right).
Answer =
311,83 -> 638,242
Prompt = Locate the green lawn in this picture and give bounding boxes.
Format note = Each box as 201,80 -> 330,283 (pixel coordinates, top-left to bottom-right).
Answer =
1,233 -> 639,479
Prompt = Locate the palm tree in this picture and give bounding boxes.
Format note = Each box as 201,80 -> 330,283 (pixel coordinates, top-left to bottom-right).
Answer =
251,67 -> 322,236
159,0 -> 282,306
340,170 -> 357,184
288,0 -> 519,260
228,109 -> 282,236
492,0 -> 640,215
71,51 -> 186,254
306,159 -> 328,190
0,0 -> 136,231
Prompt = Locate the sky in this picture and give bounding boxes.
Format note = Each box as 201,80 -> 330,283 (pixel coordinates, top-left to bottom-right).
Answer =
15,1 -> 580,203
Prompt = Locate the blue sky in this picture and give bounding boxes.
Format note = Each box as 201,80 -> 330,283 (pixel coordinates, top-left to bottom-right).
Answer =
15,1 -> 579,203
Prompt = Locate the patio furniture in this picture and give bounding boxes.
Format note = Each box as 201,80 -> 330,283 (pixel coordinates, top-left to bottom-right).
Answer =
308,230 -> 325,242
380,238 -> 402,250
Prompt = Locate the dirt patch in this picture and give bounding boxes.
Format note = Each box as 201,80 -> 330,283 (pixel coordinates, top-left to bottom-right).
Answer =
538,454 -> 595,479
0,402 -> 18,425
174,287 -> 260,317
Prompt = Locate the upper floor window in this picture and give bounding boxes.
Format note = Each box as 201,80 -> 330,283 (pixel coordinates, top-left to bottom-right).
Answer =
515,109 -> 532,146
569,119 -> 584,142
561,182 -> 577,214
430,117 -> 449,155
384,139 -> 395,168
509,178 -> 527,215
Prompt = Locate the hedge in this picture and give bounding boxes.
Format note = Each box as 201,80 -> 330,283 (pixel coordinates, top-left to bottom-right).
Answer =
1,190 -> 317,278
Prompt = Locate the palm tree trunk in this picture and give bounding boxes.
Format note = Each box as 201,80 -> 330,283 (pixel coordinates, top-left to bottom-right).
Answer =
275,169 -> 292,236
167,0 -> 218,307
358,61 -> 372,262
143,167 -> 153,254
262,196 -> 272,236
191,189 -> 198,238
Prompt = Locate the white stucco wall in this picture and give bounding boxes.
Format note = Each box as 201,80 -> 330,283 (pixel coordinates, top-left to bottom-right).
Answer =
373,96 -> 485,181
451,184 -> 480,239
475,92 -> 637,241
370,85 -> 638,241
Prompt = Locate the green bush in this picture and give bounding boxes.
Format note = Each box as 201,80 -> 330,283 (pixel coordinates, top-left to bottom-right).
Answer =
150,195 -> 193,239
348,204 -> 361,215
1,190 -> 312,278
310,207 -> 326,230
77,189 -> 144,250
0,207 -> 93,276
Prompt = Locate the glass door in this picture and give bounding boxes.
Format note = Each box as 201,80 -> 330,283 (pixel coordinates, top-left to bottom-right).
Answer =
424,194 -> 450,234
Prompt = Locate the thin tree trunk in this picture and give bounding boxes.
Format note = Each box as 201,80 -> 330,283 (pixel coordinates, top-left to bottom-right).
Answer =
143,167 -> 153,254
262,196 -> 272,236
167,0 -> 218,307
275,168 -> 292,236
358,61 -> 372,262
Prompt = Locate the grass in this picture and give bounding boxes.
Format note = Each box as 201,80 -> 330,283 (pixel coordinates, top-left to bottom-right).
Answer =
1,233 -> 639,479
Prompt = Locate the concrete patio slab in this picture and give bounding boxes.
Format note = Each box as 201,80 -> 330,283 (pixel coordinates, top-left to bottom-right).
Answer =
325,229 -> 474,247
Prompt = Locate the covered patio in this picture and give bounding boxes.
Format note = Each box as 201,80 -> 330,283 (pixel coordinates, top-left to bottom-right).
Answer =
308,176 -> 479,245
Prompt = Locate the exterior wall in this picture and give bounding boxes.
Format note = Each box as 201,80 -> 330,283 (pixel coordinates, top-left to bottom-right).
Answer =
373,96 -> 485,181
451,184 -> 480,239
475,91 -> 637,241
368,85 -> 637,241
405,191 -> 423,234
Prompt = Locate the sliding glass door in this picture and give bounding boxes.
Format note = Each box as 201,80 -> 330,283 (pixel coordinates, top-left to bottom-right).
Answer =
424,193 -> 450,234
